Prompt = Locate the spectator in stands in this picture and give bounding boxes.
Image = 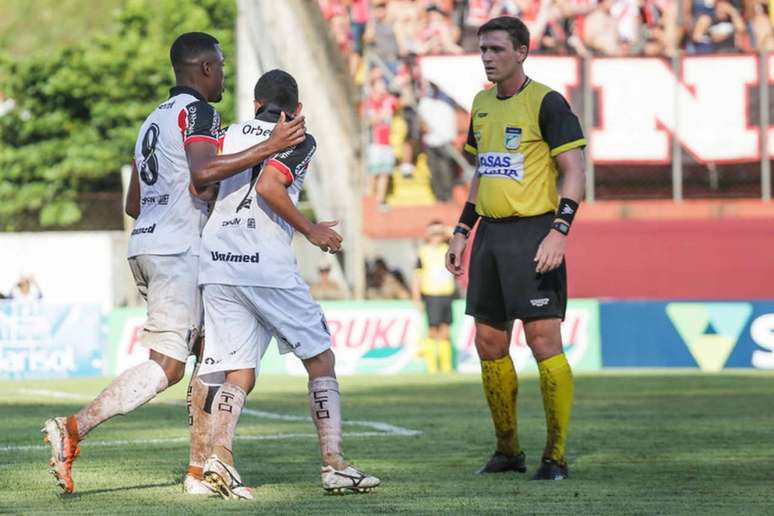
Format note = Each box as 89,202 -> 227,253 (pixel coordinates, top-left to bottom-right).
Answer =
638,0 -> 683,56
10,274 -> 43,301
584,0 -> 626,54
690,0 -> 747,53
310,263 -> 348,300
364,0 -> 401,73
366,69 -> 399,206
366,257 -> 411,299
417,5 -> 464,55
418,81 -> 457,202
746,0 -> 774,51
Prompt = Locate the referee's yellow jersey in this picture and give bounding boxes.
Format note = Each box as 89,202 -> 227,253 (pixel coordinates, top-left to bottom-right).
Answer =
464,78 -> 585,218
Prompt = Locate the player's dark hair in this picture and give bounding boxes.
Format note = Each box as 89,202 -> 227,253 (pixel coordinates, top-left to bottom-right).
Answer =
254,69 -> 299,113
478,16 -> 530,51
170,32 -> 220,71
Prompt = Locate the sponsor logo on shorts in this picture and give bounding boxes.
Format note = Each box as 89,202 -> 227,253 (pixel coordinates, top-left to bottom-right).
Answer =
210,251 -> 260,264
131,223 -> 156,235
530,297 -> 550,307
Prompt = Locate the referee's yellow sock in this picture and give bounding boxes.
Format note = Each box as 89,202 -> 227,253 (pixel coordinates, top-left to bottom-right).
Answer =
537,353 -> 574,464
480,355 -> 520,456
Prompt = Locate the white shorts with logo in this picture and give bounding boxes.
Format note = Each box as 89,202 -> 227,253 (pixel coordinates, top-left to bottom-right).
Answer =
128,251 -> 202,363
197,279 -> 331,376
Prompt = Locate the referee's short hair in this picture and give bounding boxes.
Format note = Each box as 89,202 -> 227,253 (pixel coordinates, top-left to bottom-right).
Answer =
254,69 -> 299,113
170,32 -> 220,71
478,16 -> 530,51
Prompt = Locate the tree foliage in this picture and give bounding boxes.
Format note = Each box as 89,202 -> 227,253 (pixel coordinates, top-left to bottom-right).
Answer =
0,0 -> 236,230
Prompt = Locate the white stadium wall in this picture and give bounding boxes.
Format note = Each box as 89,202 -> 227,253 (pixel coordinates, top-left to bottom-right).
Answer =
420,54 -> 774,164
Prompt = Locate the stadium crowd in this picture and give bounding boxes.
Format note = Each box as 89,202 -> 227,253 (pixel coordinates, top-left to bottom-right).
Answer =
319,0 -> 774,204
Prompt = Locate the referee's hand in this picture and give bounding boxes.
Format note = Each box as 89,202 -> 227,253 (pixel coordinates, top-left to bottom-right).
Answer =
534,228 -> 566,274
446,234 -> 467,276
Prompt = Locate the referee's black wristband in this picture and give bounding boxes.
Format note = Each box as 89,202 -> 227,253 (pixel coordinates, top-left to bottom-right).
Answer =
556,198 -> 579,226
458,201 -> 479,229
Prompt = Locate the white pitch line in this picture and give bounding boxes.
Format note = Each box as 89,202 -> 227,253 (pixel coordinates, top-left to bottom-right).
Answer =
0,431 -> 402,453
5,387 -> 421,453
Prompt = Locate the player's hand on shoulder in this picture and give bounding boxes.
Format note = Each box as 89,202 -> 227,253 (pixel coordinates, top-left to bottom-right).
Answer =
446,233 -> 467,276
306,220 -> 343,254
269,112 -> 306,152
534,227 -> 567,274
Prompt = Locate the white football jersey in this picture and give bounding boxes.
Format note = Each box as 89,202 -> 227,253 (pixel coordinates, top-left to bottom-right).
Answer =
128,86 -> 221,258
199,107 -> 317,288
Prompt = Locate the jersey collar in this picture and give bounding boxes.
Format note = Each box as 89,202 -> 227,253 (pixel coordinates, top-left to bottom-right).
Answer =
495,77 -> 531,100
169,85 -> 207,102
255,103 -> 291,123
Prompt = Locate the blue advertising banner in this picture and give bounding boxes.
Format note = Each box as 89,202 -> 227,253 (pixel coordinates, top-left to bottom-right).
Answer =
600,301 -> 774,370
0,301 -> 104,379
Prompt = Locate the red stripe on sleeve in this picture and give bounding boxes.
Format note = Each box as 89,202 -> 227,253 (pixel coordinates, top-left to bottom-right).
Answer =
266,159 -> 294,184
184,135 -> 218,146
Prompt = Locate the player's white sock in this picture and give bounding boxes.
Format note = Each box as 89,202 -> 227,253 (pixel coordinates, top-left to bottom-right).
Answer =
74,360 -> 168,439
308,376 -> 345,470
187,374 -> 213,476
211,382 -> 246,466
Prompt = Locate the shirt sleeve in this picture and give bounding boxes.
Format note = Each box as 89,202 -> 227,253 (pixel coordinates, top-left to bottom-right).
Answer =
265,133 -> 317,184
179,101 -> 221,147
464,118 -> 478,156
538,91 -> 586,157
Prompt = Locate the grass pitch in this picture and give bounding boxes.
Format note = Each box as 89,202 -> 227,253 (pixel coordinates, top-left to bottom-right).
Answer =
1,372 -> 772,515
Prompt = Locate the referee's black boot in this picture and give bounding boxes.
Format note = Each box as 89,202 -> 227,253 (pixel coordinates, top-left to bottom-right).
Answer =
532,458 -> 569,480
476,451 -> 527,474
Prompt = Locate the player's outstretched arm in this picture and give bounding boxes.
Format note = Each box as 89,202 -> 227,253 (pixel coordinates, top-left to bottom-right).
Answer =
255,166 -> 342,254
125,160 -> 140,219
187,112 -> 306,189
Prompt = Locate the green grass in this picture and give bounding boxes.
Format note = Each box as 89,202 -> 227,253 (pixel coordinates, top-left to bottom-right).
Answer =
1,373 -> 773,514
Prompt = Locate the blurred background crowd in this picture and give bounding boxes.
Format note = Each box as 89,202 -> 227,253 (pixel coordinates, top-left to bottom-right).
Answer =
319,0 -> 774,206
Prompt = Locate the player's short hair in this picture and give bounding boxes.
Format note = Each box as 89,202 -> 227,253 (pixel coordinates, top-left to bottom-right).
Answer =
170,32 -> 220,71
254,69 -> 299,113
478,16 -> 530,51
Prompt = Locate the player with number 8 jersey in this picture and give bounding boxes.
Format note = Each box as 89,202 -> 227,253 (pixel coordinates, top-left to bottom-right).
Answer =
40,32 -> 307,496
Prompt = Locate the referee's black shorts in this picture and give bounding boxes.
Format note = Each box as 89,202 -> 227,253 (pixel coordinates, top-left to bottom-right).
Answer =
465,212 -> 567,324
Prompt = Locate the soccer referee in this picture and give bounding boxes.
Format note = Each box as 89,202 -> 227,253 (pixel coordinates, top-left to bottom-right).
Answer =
446,16 -> 586,481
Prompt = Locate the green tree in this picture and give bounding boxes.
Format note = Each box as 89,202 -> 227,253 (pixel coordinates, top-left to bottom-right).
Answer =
0,0 -> 236,230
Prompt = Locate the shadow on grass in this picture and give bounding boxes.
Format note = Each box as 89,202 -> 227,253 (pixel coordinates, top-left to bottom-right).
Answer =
59,481 -> 177,499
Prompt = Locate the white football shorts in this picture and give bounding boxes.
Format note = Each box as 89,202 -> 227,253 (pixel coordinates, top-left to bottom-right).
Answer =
128,251 -> 202,363
198,279 -> 331,376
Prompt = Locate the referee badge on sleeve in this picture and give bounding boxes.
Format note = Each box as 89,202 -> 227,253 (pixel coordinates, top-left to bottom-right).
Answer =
504,126 -> 522,150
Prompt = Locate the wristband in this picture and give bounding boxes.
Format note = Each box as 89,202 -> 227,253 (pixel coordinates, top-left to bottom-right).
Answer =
453,225 -> 470,238
551,220 -> 570,236
458,201 -> 480,229
556,198 -> 579,226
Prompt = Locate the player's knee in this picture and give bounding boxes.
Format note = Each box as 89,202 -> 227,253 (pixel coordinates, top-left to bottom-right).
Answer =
303,349 -> 336,379
475,331 -> 509,360
527,333 -> 561,361
163,364 -> 186,386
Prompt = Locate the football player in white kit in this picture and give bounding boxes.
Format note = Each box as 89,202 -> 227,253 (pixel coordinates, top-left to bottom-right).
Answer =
194,69 -> 380,499
41,33 -> 306,495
